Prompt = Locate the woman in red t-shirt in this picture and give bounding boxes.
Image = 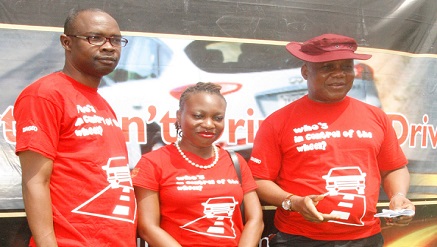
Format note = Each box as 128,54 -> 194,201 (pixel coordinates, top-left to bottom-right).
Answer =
133,82 -> 263,247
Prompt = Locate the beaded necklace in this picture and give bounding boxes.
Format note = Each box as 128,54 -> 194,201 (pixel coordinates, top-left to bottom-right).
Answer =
174,141 -> 219,169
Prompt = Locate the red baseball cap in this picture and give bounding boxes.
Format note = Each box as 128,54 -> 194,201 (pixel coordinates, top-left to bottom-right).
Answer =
286,33 -> 372,62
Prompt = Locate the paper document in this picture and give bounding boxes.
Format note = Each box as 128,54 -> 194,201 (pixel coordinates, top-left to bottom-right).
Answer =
374,209 -> 415,218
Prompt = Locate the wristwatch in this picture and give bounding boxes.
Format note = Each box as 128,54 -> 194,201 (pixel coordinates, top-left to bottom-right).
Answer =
281,194 -> 294,211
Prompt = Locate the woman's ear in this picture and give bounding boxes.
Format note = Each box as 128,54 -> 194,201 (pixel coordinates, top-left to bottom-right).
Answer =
176,110 -> 181,123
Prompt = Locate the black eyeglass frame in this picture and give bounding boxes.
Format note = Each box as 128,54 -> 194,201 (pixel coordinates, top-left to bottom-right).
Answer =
66,35 -> 128,47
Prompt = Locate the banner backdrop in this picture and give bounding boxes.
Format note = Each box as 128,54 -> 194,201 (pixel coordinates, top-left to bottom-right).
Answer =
0,1 -> 436,246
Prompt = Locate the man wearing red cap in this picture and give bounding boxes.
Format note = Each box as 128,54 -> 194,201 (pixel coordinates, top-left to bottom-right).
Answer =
248,34 -> 415,246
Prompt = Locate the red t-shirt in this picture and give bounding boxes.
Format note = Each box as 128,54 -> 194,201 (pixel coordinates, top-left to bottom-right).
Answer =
132,144 -> 257,247
248,95 -> 407,241
14,72 -> 137,247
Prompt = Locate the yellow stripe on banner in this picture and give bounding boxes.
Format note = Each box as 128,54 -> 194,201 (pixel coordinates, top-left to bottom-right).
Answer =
2,23 -> 437,58
410,173 -> 437,186
0,23 -> 287,45
386,225 -> 437,247
0,212 -> 26,218
263,200 -> 437,209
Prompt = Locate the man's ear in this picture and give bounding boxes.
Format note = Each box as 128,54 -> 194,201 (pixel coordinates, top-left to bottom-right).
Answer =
301,63 -> 308,80
60,34 -> 72,51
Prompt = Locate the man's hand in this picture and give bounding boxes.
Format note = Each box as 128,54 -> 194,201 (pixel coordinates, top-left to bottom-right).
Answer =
387,193 -> 415,226
292,194 -> 340,223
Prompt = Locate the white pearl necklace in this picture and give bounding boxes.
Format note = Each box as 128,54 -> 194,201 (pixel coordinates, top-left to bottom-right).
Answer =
174,141 -> 219,169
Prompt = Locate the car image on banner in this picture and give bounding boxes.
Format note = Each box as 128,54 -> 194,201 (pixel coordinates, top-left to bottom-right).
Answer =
98,36 -> 381,168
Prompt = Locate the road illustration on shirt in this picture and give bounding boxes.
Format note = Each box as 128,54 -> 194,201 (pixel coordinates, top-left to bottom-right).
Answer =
321,166 -> 367,226
71,156 -> 136,223
180,196 -> 238,238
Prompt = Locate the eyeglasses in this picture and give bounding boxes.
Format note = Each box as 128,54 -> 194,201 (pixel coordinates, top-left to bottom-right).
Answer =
66,35 -> 128,47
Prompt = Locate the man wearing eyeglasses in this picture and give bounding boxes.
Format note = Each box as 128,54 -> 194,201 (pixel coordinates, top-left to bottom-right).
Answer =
14,8 -> 136,247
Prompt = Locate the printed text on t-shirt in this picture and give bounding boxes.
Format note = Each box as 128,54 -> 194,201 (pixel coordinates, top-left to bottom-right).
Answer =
74,104 -> 120,137
293,122 -> 373,152
175,175 -> 239,191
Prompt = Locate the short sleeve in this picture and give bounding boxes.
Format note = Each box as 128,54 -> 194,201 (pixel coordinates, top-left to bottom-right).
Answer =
238,154 -> 258,193
14,94 -> 62,160
247,119 -> 283,180
377,113 -> 408,171
132,154 -> 161,191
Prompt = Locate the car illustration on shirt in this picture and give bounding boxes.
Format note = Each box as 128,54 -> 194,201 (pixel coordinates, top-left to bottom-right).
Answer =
102,157 -> 132,188
322,166 -> 367,195
201,197 -> 238,218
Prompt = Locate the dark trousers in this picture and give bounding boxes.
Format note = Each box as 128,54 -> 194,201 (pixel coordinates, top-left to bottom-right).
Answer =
268,231 -> 384,247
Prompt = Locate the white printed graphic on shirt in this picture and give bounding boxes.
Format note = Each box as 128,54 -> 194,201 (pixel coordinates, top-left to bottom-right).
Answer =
293,122 -> 373,152
175,174 -> 239,191
74,104 -> 120,137
71,156 -> 137,223
181,196 -> 239,238
322,166 -> 367,226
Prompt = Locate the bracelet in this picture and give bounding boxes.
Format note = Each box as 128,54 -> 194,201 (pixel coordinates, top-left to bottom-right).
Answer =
390,192 -> 406,200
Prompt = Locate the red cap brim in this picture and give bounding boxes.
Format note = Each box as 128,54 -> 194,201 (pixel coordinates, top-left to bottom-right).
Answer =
286,42 -> 372,62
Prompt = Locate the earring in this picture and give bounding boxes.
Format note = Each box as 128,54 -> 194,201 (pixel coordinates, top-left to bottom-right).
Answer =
174,122 -> 182,140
